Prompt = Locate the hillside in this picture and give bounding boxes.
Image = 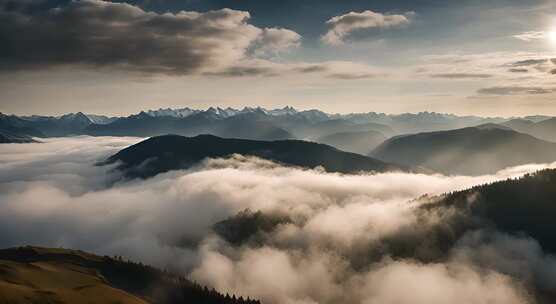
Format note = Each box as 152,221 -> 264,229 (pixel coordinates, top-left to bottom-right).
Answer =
0,131 -> 37,143
0,246 -> 260,304
502,118 -> 556,142
316,130 -> 387,154
105,134 -> 406,179
370,125 -> 556,175
294,119 -> 395,139
428,168 -> 556,253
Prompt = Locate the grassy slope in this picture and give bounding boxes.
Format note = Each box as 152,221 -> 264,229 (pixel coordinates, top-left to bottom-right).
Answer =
0,246 -> 261,304
0,256 -> 147,304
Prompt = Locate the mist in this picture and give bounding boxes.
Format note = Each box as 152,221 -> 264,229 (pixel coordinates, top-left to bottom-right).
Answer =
1,137 -> 555,303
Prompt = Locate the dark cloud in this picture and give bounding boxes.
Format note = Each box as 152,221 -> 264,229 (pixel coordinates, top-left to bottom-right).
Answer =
204,65 -> 279,77
510,59 -> 548,67
477,86 -> 555,95
326,72 -> 380,80
295,65 -> 329,74
430,73 -> 493,79
0,0 -> 298,75
508,68 -> 528,73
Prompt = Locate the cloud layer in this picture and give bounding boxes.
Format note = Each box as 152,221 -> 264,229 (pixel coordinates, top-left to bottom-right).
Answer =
2,137 -> 556,303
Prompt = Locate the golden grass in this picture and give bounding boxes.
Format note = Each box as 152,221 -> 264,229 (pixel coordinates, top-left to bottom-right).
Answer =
0,258 -> 148,304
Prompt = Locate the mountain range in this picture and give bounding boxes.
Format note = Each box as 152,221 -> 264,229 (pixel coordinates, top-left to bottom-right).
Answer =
105,134 -> 407,179
3,106 -> 556,175
0,106 -> 531,143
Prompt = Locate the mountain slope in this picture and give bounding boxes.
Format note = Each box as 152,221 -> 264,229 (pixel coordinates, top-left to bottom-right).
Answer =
295,119 -> 394,139
370,125 -> 556,175
86,112 -> 293,140
0,246 -> 260,304
502,118 -> 556,142
0,113 -> 44,138
21,112 -> 93,136
428,168 -> 556,253
105,134 -> 406,179
0,131 -> 38,143
316,130 -> 387,155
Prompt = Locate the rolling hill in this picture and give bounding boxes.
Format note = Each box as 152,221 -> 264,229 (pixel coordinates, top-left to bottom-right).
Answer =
105,134 -> 406,179
294,119 -> 395,139
502,118 -> 556,142
370,125 -> 556,175
428,168 -> 556,253
0,246 -> 260,304
316,130 -> 387,155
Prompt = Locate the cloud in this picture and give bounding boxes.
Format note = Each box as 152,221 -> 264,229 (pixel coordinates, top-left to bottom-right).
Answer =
253,28 -> 301,56
326,73 -> 380,80
477,86 -> 555,95
513,31 -> 546,41
0,0 -> 300,75
322,10 -> 413,45
203,60 -> 388,79
430,73 -> 493,79
508,68 -> 529,73
204,63 -> 280,77
510,59 -> 548,67
356,259 -> 529,304
1,138 -> 556,303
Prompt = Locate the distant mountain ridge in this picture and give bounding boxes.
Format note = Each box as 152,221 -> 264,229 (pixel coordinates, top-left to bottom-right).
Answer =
105,134 -> 407,179
502,117 -> 556,142
1,106 -> 522,143
370,124 -> 556,175
316,130 -> 387,154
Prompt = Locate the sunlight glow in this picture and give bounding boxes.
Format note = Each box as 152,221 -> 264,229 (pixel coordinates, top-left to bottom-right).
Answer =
548,30 -> 556,45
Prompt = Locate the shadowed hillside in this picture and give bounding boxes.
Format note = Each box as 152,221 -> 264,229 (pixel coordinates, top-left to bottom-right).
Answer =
0,246 -> 261,304
427,168 -> 556,253
0,131 -> 37,143
503,118 -> 556,142
316,130 -> 387,154
370,125 -> 556,175
105,134 -> 407,179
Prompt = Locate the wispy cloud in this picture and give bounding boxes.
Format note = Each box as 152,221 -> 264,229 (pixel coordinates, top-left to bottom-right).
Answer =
322,10 -> 413,45
477,86 -> 556,95
513,31 -> 546,41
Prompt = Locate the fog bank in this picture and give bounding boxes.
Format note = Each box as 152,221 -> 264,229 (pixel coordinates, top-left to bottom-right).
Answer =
1,137 -> 555,303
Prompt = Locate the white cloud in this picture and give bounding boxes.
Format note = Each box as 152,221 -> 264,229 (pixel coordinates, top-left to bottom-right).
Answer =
254,28 -> 302,56
513,31 -> 546,41
1,138 -> 555,303
322,10 -> 413,45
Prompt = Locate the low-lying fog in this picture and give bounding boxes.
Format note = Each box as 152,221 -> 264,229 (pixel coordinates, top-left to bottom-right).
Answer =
1,137 -> 555,304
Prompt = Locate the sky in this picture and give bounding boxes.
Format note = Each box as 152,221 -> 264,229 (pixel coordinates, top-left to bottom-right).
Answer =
1,0 -> 556,116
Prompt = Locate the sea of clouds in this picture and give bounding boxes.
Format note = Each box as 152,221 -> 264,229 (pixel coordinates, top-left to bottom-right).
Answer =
1,136 -> 556,304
